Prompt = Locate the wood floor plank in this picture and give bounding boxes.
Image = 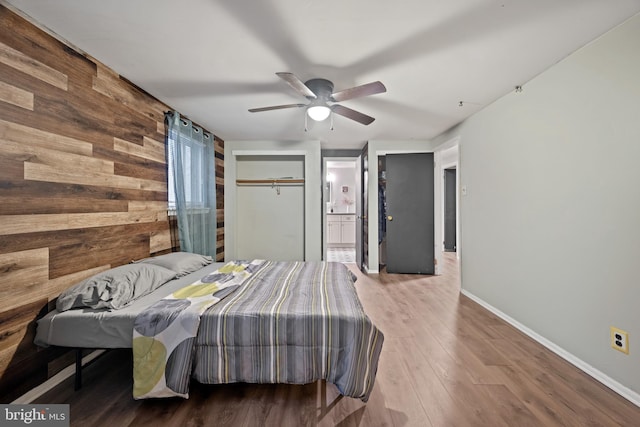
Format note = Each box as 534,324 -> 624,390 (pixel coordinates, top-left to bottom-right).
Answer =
489,334 -> 622,426
495,362 -> 585,427
31,254 -> 640,426
482,384 -> 542,427
492,325 -> 640,426
373,339 -> 431,427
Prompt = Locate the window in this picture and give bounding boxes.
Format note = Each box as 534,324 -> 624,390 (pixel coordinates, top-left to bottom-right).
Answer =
167,125 -> 206,211
165,112 -> 217,256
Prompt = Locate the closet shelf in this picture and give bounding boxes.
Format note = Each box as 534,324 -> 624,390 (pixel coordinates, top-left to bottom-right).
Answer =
236,178 -> 304,185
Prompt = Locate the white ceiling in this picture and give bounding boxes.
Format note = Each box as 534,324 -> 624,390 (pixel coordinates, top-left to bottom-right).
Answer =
6,0 -> 640,149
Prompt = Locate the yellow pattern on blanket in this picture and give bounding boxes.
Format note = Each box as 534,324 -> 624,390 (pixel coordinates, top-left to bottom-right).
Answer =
132,259 -> 264,399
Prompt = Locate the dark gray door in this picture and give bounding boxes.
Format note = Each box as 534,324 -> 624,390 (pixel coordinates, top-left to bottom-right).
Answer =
385,153 -> 434,274
444,168 -> 456,252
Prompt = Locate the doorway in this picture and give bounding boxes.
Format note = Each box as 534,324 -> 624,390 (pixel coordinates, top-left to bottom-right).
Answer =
380,153 -> 435,274
444,167 -> 457,252
324,159 -> 358,263
437,141 -> 460,260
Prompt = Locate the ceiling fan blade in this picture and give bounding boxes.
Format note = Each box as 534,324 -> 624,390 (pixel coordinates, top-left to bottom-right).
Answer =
331,104 -> 375,125
330,81 -> 386,102
276,72 -> 317,99
248,103 -> 306,113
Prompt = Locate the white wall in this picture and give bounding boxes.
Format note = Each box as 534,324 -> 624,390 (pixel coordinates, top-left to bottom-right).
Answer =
432,14 -> 640,401
224,140 -> 322,261
327,165 -> 356,213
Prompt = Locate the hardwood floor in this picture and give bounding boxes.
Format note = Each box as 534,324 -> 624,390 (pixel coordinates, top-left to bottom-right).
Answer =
35,254 -> 640,426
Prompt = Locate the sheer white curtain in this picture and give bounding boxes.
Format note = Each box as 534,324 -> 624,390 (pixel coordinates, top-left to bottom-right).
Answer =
166,111 -> 217,257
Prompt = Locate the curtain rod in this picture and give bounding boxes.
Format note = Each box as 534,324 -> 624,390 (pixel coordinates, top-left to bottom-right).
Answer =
164,111 -> 215,138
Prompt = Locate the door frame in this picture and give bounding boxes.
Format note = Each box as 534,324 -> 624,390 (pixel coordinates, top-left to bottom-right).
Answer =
436,138 -> 461,260
369,147 -> 440,274
322,156 -> 359,261
384,153 -> 435,274
364,138 -> 459,274
443,167 -> 457,252
225,146 -> 322,262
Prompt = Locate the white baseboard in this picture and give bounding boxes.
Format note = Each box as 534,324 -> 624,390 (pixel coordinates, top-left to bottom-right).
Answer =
12,350 -> 106,404
461,289 -> 640,408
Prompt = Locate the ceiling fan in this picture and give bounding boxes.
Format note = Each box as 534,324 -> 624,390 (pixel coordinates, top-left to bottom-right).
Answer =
249,72 -> 386,126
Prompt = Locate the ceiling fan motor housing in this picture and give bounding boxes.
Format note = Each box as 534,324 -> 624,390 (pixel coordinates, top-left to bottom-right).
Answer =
304,78 -> 334,101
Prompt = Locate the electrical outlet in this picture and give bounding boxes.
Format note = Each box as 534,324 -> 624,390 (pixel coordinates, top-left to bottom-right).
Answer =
610,327 -> 629,354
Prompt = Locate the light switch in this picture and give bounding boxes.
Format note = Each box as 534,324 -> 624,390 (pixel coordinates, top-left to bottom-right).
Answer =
461,185 -> 467,196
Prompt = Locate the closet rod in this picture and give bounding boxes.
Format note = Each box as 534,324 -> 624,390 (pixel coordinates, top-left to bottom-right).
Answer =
236,179 -> 305,185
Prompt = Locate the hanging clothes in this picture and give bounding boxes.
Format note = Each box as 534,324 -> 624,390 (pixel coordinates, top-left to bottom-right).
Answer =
378,181 -> 386,244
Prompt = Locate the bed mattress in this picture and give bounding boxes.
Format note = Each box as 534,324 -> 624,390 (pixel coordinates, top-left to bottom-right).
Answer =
34,262 -> 226,349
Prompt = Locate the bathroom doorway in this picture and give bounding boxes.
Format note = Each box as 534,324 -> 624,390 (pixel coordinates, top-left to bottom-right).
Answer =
324,158 -> 358,263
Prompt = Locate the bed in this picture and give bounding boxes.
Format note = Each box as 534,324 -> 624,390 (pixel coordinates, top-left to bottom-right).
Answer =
35,254 -> 384,402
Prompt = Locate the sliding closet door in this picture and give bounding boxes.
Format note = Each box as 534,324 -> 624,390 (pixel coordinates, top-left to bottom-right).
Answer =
236,155 -> 305,260
385,153 -> 434,274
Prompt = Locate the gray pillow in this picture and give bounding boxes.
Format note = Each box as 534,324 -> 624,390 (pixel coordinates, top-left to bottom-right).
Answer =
135,252 -> 213,277
56,264 -> 177,312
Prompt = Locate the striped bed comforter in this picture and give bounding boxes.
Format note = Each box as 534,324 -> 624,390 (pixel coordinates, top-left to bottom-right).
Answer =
193,260 -> 384,401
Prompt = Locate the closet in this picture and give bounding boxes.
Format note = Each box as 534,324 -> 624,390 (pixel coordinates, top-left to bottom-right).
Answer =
235,155 -> 305,260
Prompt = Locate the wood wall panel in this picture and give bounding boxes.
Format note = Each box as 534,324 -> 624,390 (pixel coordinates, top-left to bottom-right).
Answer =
0,80 -> 33,109
92,64 -> 165,124
114,161 -> 166,183
0,156 -> 24,179
0,13 -> 95,84
114,137 -> 164,163
0,196 -> 129,215
0,249 -> 49,311
23,162 -> 167,192
0,302 -> 49,400
150,229 -> 171,254
0,211 -> 165,236
0,299 -> 46,354
0,41 -> 68,90
0,117 -> 93,156
0,61 -> 67,108
48,234 -> 150,279
0,180 -> 168,203
0,5 -> 225,402
4,139 -> 114,173
0,223 -> 169,257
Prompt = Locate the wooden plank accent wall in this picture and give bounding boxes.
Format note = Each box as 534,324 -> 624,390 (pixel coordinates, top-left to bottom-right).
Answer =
0,5 -> 225,402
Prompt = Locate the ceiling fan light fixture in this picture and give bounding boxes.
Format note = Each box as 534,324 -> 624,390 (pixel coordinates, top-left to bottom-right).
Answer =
307,105 -> 331,121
